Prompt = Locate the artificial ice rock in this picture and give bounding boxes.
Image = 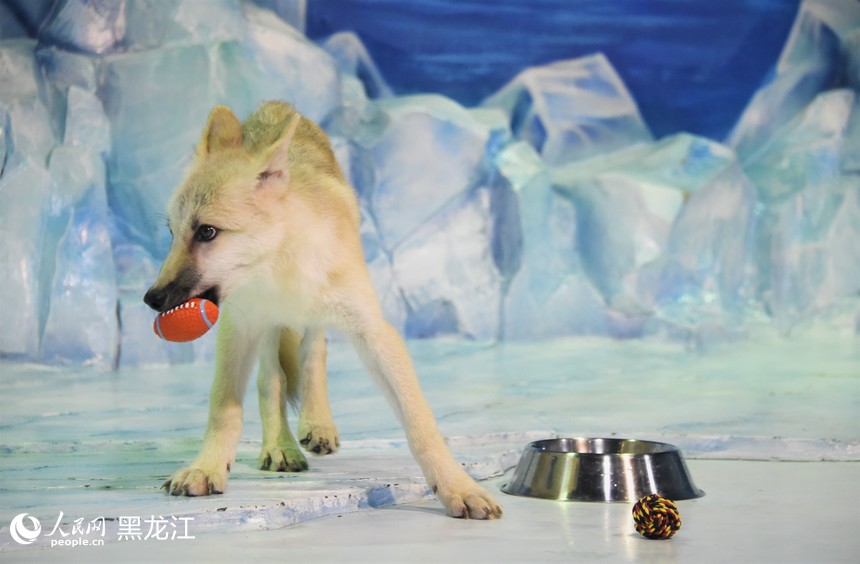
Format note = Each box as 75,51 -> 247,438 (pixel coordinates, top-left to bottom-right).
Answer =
497,142 -> 608,339
842,92 -> 860,173
99,44 -> 210,254
358,206 -> 409,335
361,95 -> 491,249
483,53 -> 652,165
250,0 -> 307,33
40,146 -> 118,367
553,134 -> 736,310
392,188 -> 502,341
747,89 -> 858,331
0,162 -> 53,359
322,31 -> 393,99
745,89 -> 854,203
38,0 -> 127,55
0,107 -> 8,175
36,46 -> 99,94
2,0 -> 858,365
729,0 -> 860,159
0,41 -> 56,170
654,163 -> 758,325
241,2 -> 340,123
63,86 -> 111,156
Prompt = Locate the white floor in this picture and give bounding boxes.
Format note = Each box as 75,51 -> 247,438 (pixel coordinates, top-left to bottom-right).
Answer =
1,331 -> 859,562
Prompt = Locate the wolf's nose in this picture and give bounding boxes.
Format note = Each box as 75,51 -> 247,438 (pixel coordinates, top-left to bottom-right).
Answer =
144,288 -> 166,311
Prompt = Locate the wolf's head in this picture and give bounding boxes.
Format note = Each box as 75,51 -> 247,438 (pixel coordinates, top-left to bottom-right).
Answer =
143,105 -> 301,313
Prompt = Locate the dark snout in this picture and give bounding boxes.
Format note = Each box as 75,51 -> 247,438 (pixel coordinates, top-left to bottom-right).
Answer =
144,283 -> 220,313
143,287 -> 165,311
144,284 -> 191,313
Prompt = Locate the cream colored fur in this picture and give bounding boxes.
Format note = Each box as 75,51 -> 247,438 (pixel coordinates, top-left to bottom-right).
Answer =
149,101 -> 502,519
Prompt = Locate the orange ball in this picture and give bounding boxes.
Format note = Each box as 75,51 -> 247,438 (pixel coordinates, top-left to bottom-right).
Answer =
153,298 -> 219,342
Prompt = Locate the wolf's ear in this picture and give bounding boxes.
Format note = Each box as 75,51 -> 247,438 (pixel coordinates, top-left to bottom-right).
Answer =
197,105 -> 242,157
260,113 -> 301,182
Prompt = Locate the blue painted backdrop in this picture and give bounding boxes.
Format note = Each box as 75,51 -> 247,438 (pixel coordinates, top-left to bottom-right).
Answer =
1,0 -> 856,368
307,0 -> 801,139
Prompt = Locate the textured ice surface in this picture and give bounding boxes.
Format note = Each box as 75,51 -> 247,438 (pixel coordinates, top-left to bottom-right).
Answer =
361,95 -> 491,249
40,147 -> 118,367
99,44 -> 211,253
748,90 -> 859,331
483,53 -> 652,165
355,205 -> 408,335
392,188 -> 502,340
497,142 -> 608,339
38,0 -> 128,54
552,135 -> 738,316
0,161 -> 53,358
745,89 -> 854,203
240,2 -> 340,122
251,0 -> 307,33
654,163 -> 759,328
0,40 -> 56,170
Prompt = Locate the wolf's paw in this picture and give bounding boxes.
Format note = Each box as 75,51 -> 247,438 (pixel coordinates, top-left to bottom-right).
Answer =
258,443 -> 308,472
163,463 -> 229,496
298,420 -> 339,455
434,479 -> 503,520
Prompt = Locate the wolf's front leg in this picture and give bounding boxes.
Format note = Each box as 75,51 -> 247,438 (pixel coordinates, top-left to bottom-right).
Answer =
350,320 -> 502,519
164,311 -> 260,496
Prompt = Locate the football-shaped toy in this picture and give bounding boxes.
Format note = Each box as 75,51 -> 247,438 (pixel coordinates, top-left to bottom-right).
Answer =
153,298 -> 219,342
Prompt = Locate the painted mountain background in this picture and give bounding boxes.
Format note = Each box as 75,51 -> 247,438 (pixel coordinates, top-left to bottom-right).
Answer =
0,0 -> 857,368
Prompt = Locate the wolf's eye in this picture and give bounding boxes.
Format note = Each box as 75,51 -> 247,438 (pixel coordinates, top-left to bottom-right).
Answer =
195,225 -> 218,242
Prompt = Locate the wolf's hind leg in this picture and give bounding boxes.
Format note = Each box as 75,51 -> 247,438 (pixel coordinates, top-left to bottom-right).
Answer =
295,328 -> 339,455
257,329 -> 307,472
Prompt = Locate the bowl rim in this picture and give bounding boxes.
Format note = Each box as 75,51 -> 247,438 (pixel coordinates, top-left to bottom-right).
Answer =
529,437 -> 682,456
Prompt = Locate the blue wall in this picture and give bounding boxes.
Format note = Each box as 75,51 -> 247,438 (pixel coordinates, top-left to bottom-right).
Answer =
307,0 -> 801,140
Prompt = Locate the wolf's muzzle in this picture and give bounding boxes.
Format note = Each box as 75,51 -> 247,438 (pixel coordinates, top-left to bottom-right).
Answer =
144,284 -> 220,313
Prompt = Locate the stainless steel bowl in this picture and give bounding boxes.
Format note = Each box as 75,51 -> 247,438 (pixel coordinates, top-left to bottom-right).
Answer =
501,438 -> 704,502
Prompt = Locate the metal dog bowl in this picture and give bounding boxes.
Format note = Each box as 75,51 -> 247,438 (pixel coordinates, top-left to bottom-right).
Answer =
501,438 -> 704,502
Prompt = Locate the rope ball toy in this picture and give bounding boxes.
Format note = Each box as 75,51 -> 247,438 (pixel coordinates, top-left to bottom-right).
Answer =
632,494 -> 681,540
153,298 -> 219,342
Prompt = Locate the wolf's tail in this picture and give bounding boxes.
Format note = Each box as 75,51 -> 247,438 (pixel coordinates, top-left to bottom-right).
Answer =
278,329 -> 302,407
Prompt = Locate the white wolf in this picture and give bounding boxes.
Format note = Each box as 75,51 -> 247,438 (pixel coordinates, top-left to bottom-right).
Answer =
143,101 -> 502,519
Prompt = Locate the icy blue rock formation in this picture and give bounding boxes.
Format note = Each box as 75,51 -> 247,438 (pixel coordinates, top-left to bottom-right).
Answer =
553,135 -> 736,309
749,89 -> 859,332
40,146 -> 118,366
322,31 -> 393,99
745,89 -> 854,203
654,163 -> 759,329
498,142 -> 608,340
729,0 -> 860,159
393,188 -> 503,340
0,161 -> 54,359
359,95 -> 490,249
483,53 -> 653,165
37,0 -> 128,54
